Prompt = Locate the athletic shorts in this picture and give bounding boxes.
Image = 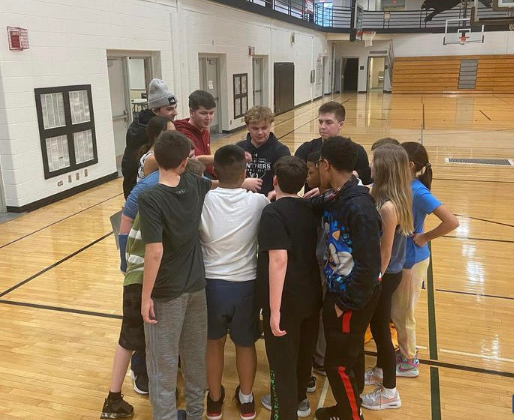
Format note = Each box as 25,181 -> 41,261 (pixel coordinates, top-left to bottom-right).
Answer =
206,279 -> 260,347
119,283 -> 145,351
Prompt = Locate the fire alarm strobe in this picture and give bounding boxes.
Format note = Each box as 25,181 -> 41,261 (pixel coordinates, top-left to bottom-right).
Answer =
7,27 -> 29,51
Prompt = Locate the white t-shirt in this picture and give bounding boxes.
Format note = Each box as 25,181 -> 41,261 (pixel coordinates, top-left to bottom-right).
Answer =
200,188 -> 269,282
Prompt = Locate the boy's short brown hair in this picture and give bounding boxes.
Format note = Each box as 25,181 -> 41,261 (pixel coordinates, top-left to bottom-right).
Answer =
154,131 -> 191,170
185,158 -> 205,177
274,156 -> 308,194
244,106 -> 275,126
318,101 -> 346,122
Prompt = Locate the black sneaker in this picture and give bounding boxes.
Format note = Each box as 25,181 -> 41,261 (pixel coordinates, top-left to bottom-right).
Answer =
313,360 -> 326,376
307,375 -> 317,393
206,385 -> 225,420
234,385 -> 256,420
100,394 -> 134,419
315,406 -> 364,420
130,370 -> 149,395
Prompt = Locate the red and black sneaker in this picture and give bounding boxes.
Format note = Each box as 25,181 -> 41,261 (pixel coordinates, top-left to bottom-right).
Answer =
234,385 -> 256,420
206,385 -> 225,420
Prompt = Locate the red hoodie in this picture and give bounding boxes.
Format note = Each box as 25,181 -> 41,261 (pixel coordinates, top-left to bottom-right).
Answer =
174,118 -> 213,176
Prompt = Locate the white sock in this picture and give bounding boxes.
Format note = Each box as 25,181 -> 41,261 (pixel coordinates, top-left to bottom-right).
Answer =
375,366 -> 383,377
239,389 -> 253,404
382,386 -> 397,398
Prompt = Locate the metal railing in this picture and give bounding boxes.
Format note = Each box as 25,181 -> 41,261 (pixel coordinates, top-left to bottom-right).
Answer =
229,0 -> 508,31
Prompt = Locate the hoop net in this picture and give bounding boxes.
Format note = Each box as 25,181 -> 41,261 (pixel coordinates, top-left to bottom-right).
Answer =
510,23 -> 514,31
459,34 -> 469,45
357,31 -> 376,47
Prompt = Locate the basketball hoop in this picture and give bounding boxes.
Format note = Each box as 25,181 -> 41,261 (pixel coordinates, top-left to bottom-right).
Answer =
357,31 -> 376,47
509,23 -> 514,31
459,34 -> 469,44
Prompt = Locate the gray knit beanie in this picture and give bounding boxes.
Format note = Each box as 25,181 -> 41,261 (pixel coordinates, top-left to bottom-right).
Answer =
147,79 -> 177,109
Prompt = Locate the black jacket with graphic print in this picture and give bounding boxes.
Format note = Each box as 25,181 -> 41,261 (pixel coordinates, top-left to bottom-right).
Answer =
236,132 -> 290,197
311,177 -> 382,311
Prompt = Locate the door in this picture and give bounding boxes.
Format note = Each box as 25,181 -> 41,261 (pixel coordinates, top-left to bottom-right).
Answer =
343,58 -> 359,92
367,57 -> 386,92
107,58 -> 130,170
334,59 -> 342,93
199,57 -> 221,134
274,63 -> 294,115
253,58 -> 264,107
323,56 -> 329,95
315,59 -> 323,98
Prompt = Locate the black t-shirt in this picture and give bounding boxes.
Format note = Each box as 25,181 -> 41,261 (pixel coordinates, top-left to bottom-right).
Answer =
236,133 -> 290,197
295,137 -> 372,185
257,197 -> 322,313
138,173 -> 212,300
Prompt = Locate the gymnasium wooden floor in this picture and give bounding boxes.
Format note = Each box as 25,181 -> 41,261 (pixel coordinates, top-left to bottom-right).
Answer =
1,92 -> 513,420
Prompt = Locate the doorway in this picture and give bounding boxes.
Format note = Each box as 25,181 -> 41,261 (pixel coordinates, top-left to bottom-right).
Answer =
107,55 -> 153,170
253,58 -> 264,107
199,57 -> 222,134
343,58 -> 359,92
323,56 -> 329,95
367,56 -> 386,92
274,63 -> 295,115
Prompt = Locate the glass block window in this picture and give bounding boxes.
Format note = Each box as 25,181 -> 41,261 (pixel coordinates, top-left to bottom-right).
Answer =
233,73 -> 248,119
35,85 -> 97,179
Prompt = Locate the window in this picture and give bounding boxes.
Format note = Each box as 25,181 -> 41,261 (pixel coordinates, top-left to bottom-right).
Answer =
233,73 -> 248,119
35,85 -> 98,179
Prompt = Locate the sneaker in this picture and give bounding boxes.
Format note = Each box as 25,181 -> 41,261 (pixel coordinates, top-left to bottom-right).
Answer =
261,394 -> 311,417
307,375 -> 317,393
234,385 -> 256,420
315,405 -> 345,420
312,360 -> 326,376
100,395 -> 134,419
395,348 -> 402,364
396,356 -> 420,378
361,386 -> 401,410
130,370 -> 149,395
364,366 -> 383,386
297,398 -> 311,418
206,385 -> 225,420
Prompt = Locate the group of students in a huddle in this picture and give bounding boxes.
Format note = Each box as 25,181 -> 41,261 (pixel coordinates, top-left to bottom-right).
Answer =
101,79 -> 459,420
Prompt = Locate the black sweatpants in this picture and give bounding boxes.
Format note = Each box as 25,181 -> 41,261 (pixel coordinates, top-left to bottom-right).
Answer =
323,287 -> 381,420
263,307 -> 320,420
370,271 -> 402,389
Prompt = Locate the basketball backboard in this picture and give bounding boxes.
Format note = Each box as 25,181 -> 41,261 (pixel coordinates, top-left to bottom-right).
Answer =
443,18 -> 485,45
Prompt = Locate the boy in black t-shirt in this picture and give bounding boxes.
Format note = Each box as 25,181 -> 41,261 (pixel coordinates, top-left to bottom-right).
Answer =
237,106 -> 290,198
139,131 -> 212,420
257,156 -> 322,420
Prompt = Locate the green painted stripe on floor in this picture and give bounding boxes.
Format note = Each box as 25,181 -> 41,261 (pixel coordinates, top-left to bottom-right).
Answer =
430,366 -> 442,420
427,242 -> 438,361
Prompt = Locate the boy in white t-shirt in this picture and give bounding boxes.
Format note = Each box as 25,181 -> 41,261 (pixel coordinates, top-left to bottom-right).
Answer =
200,145 -> 269,420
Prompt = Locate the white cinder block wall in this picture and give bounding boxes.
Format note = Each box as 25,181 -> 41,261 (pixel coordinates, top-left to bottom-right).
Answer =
0,0 -> 329,209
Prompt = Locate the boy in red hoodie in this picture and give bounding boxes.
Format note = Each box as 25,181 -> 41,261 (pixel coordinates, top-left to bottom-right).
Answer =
174,90 -> 216,177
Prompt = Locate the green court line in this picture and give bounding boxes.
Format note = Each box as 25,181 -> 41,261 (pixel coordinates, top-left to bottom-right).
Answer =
427,242 -> 438,361
430,367 -> 442,420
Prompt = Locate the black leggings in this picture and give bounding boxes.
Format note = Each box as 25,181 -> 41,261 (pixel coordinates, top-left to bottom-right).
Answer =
370,271 -> 402,389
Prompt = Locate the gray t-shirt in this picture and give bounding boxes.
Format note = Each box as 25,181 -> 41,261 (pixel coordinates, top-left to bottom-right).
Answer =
138,172 -> 211,300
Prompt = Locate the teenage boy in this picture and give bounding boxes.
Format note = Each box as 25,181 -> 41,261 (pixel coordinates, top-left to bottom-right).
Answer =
122,78 -> 178,199
139,131 -> 213,420
257,156 -> 323,420
175,90 -> 216,177
101,158 -> 205,420
312,137 -> 382,420
199,145 -> 269,420
237,106 -> 290,197
294,101 -> 371,189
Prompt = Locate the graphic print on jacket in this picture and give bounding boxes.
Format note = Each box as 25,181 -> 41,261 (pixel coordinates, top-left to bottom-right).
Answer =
324,213 -> 355,293
247,156 -> 271,180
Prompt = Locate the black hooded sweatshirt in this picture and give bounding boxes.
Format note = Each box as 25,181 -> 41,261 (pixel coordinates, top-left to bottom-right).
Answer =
311,177 -> 382,311
121,109 -> 155,199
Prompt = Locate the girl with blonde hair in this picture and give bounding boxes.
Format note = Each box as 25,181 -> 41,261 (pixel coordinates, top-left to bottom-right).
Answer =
361,144 -> 413,411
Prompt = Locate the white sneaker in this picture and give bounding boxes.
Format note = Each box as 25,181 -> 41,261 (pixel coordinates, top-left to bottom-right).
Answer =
364,366 -> 383,386
261,394 -> 311,417
361,386 -> 401,411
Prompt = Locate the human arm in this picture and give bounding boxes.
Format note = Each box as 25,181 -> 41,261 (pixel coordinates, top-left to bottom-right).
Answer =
143,154 -> 159,177
141,243 -> 162,324
412,204 -> 459,247
269,250 -> 288,337
242,177 -> 263,192
196,155 -> 214,166
379,201 -> 398,275
118,214 -> 134,273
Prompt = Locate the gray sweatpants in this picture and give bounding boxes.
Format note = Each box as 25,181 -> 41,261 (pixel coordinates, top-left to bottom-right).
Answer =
144,290 -> 207,420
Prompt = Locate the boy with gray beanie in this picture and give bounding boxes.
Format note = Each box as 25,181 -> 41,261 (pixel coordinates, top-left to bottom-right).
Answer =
121,78 -> 178,199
